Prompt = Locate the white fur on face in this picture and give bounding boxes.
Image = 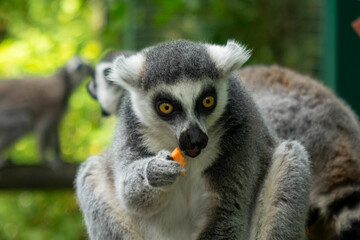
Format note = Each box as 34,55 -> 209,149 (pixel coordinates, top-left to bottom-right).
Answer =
129,78 -> 227,240
130,78 -> 228,161
95,62 -> 124,115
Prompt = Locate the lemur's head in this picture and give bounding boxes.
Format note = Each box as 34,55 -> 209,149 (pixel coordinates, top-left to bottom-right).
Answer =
87,51 -> 135,116
66,56 -> 93,87
110,40 -> 250,158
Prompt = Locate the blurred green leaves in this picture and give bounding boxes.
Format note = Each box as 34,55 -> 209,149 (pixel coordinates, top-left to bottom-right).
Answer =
0,0 -> 112,239
0,0 -> 103,77
102,0 -> 321,74
0,191 -> 86,240
0,0 -> 113,163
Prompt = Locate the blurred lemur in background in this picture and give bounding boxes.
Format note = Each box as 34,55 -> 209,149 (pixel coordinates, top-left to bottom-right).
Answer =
87,49 -> 360,238
0,57 -> 92,166
77,40 -> 311,239
87,50 -> 135,116
239,66 -> 360,240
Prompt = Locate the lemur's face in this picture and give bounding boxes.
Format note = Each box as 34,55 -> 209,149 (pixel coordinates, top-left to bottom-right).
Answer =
66,56 -> 93,85
131,78 -> 228,158
110,40 -> 250,158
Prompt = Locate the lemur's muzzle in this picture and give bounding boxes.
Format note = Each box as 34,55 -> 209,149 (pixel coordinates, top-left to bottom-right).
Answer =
179,125 -> 208,158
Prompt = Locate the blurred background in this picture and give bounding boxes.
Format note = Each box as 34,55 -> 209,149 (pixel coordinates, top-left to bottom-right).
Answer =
0,0 -> 358,239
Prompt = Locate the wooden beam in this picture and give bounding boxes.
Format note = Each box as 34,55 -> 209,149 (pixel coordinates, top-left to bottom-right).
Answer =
0,163 -> 79,189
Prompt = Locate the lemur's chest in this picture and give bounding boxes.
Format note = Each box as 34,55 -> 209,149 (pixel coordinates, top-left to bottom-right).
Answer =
139,170 -> 218,240
136,125 -> 223,239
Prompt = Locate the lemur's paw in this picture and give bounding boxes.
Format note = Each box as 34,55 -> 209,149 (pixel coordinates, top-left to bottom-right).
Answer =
146,150 -> 182,187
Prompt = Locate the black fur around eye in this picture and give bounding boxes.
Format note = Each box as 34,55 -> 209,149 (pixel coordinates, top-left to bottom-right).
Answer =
196,87 -> 217,113
154,94 -> 182,120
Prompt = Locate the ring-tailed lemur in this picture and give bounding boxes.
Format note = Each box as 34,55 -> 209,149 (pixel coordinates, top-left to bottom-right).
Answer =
76,40 -> 311,240
87,51 -> 135,116
85,49 -> 360,239
0,56 -> 93,166
238,66 -> 360,240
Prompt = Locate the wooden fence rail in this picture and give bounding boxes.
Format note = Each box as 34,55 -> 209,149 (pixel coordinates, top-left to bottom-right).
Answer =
0,163 -> 79,189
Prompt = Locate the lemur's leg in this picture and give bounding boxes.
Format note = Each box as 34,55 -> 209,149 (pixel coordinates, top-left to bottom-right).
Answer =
250,140 -> 311,240
48,119 -> 63,165
36,114 -> 62,165
0,109 -> 32,152
75,155 -> 143,240
0,109 -> 32,166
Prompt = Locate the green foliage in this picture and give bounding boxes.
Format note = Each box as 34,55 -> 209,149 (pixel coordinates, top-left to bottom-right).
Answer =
0,0 -> 113,239
59,81 -> 117,163
102,0 -> 322,74
0,0 -> 322,239
0,191 -> 86,240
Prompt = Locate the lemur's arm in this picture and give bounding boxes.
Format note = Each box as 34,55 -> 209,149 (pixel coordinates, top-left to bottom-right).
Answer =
76,152 -> 183,239
250,140 -> 311,240
76,150 -> 183,223
112,150 -> 183,216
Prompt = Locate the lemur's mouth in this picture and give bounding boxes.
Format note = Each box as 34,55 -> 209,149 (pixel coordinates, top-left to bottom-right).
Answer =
185,148 -> 201,158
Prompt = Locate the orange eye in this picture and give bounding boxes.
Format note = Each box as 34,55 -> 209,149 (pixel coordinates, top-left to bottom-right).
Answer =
202,96 -> 215,108
159,103 -> 173,114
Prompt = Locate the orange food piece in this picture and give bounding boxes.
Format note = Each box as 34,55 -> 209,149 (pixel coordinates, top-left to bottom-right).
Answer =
171,147 -> 186,176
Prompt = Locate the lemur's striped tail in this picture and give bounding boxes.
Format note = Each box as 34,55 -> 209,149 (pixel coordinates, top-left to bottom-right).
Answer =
307,188 -> 360,239
306,134 -> 360,240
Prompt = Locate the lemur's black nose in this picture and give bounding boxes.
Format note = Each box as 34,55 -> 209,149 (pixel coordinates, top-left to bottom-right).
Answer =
179,125 -> 208,155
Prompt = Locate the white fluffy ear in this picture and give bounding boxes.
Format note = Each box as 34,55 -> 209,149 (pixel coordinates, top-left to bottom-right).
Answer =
109,53 -> 145,90
206,40 -> 251,76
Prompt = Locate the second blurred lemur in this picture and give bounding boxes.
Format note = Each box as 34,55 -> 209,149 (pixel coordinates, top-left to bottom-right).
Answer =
0,57 -> 93,166
87,51 -> 135,116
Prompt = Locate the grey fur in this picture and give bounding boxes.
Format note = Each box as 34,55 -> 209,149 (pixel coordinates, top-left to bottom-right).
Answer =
142,40 -> 220,90
76,40 -> 311,239
146,150 -> 183,187
0,56 -> 92,165
82,47 -> 360,238
238,65 -> 360,239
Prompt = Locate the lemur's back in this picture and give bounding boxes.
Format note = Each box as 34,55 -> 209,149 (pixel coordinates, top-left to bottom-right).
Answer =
0,74 -> 66,114
239,65 -> 360,239
0,57 -> 92,165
